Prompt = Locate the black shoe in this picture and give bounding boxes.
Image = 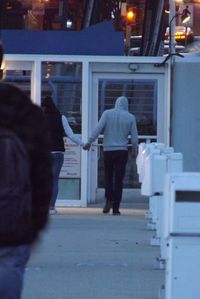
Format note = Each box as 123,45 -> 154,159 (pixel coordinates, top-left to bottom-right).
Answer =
103,201 -> 113,214
112,203 -> 120,215
113,210 -> 121,215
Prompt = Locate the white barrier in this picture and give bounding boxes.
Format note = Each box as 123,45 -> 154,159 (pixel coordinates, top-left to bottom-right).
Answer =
136,142 -> 183,255
136,142 -> 165,222
136,142 -> 165,184
137,143 -> 200,298
164,173 -> 200,299
137,143 -> 183,243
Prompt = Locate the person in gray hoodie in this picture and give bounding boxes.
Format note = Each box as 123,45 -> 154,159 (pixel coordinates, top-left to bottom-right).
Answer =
83,96 -> 138,215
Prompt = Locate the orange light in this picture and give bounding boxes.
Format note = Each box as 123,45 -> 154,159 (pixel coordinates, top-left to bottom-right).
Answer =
127,10 -> 134,20
126,8 -> 136,24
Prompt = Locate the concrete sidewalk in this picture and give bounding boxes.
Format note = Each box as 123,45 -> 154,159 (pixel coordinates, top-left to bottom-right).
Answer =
22,198 -> 164,299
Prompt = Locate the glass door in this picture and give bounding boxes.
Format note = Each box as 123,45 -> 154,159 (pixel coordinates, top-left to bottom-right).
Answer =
89,72 -> 166,201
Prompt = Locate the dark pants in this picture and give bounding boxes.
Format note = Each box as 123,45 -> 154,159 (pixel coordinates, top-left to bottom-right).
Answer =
103,150 -> 128,211
0,245 -> 31,299
51,152 -> 64,208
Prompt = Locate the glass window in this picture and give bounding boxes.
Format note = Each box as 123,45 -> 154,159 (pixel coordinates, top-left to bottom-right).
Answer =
97,78 -> 157,189
98,79 -> 157,136
3,69 -> 31,98
41,61 -> 82,200
41,61 -> 82,133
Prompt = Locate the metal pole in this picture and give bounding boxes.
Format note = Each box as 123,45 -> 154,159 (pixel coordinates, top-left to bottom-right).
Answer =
169,0 -> 176,54
83,0 -> 95,28
148,0 -> 165,55
125,24 -> 132,55
169,0 -> 176,146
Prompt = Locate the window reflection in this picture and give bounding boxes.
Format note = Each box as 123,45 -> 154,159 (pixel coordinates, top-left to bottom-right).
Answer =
4,69 -> 31,97
41,61 -> 82,134
3,62 -> 82,134
98,79 -> 157,136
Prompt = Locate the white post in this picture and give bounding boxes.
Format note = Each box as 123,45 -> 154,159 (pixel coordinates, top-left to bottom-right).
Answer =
31,59 -> 41,105
169,0 -> 176,146
81,60 -> 90,207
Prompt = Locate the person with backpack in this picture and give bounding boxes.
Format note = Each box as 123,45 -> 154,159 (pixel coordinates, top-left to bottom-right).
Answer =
0,42 -> 52,298
41,96 -> 84,215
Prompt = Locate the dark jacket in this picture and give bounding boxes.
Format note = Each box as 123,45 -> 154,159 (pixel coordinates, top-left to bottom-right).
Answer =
44,112 -> 65,152
0,82 -> 52,245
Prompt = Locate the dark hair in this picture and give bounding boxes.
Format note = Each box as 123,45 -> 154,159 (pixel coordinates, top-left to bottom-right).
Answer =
41,96 -> 60,114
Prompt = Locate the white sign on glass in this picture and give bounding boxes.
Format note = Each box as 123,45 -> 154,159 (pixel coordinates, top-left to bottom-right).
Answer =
60,137 -> 81,178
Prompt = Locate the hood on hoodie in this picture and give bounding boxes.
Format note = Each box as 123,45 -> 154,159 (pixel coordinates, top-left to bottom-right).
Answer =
115,96 -> 128,111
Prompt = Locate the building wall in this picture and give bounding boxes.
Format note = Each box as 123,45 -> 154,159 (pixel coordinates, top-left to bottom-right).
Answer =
172,56 -> 200,171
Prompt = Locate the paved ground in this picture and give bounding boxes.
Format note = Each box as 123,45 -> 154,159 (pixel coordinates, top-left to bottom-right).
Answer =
22,194 -> 164,299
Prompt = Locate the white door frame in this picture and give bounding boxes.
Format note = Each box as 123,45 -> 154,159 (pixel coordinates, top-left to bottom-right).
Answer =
87,69 -> 169,204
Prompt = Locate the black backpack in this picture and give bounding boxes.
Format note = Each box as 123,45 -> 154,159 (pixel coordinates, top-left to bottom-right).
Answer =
0,128 -> 32,241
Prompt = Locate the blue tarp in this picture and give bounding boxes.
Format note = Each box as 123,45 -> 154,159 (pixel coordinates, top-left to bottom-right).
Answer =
0,21 -> 124,56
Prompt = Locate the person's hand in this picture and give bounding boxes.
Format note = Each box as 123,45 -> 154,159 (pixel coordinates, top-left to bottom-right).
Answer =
83,143 -> 91,150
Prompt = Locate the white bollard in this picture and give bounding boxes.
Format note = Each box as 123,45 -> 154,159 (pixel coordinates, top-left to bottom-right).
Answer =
164,173 -> 200,299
